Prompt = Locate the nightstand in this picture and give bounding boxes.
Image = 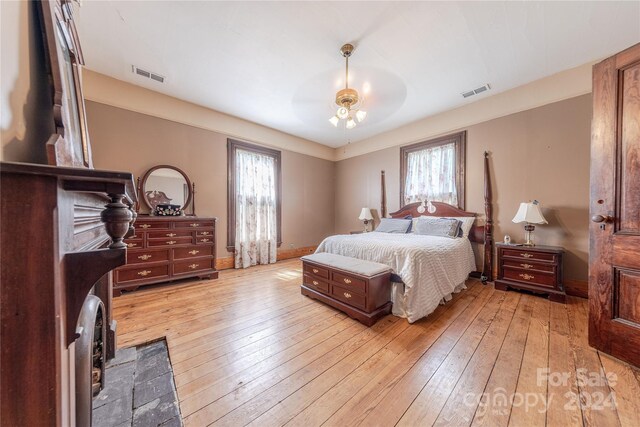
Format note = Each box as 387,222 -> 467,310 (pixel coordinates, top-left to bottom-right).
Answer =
495,243 -> 566,303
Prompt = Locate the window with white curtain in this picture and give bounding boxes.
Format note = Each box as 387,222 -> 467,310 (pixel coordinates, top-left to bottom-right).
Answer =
400,131 -> 466,209
227,140 -> 281,269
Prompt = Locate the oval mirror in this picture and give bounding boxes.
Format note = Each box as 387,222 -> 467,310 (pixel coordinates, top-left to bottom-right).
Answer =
141,165 -> 192,212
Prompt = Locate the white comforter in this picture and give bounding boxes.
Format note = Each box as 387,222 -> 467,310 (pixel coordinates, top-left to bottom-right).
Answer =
315,232 -> 476,323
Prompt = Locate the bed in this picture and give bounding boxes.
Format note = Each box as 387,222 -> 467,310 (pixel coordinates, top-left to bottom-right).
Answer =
314,152 -> 493,323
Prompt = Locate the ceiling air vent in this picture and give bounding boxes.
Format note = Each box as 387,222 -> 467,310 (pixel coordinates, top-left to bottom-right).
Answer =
132,65 -> 165,83
462,83 -> 491,98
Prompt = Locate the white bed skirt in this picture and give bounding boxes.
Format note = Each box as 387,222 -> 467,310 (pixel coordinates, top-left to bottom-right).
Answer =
390,281 -> 468,321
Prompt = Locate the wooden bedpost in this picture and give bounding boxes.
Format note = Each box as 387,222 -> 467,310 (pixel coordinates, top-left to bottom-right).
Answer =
482,151 -> 493,282
381,170 -> 387,218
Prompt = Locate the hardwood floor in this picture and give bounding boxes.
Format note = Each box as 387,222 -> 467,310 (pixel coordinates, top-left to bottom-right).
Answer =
113,259 -> 640,427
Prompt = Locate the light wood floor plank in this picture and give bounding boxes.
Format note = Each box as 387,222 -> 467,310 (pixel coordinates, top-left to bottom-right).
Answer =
546,300 -> 584,427
108,259 -> 640,427
396,290 -> 508,427
566,297 -> 621,427
470,293 -> 535,427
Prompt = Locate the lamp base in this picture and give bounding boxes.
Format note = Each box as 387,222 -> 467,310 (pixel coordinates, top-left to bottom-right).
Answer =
363,219 -> 370,233
523,223 -> 536,246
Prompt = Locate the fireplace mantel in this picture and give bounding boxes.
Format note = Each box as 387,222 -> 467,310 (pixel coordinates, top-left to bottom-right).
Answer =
1,161 -> 136,426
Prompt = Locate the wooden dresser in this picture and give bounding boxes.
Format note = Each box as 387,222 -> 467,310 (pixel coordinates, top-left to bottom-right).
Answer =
301,255 -> 392,326
114,216 -> 218,294
495,243 -> 566,302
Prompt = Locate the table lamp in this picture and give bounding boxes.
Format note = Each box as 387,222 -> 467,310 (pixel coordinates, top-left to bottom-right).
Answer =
512,200 -> 548,246
359,208 -> 373,232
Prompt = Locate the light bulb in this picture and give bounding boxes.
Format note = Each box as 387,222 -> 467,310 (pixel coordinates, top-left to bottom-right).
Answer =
356,110 -> 367,122
346,117 -> 356,129
427,200 -> 436,214
417,201 -> 426,214
337,106 -> 349,119
329,116 -> 339,127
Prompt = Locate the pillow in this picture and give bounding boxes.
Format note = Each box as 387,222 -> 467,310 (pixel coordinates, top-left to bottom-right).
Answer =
403,215 -> 414,233
446,216 -> 475,238
375,218 -> 412,233
413,217 -> 462,238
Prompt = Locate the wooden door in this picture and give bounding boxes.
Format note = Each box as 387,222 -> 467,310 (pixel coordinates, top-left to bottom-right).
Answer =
590,43 -> 640,367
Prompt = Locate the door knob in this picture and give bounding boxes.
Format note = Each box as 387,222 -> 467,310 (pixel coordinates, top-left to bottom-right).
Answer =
591,214 -> 611,223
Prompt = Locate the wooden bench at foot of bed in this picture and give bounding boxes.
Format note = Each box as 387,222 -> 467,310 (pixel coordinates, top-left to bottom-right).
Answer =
300,253 -> 393,326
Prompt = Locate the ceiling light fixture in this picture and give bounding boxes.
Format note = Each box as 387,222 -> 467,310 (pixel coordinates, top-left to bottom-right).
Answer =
329,44 -> 366,129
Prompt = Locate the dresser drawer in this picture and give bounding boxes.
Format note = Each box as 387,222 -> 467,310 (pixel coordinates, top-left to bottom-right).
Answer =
196,230 -> 214,237
116,264 -> 169,283
126,249 -> 170,265
148,237 -> 193,247
196,236 -> 214,244
501,248 -> 557,263
174,220 -> 215,229
503,259 -> 555,273
147,229 -> 193,239
304,263 -> 329,279
331,283 -> 366,310
503,267 -> 556,288
136,221 -> 170,230
174,245 -> 214,260
303,274 -> 330,293
125,239 -> 143,249
173,258 -> 214,275
332,271 -> 366,294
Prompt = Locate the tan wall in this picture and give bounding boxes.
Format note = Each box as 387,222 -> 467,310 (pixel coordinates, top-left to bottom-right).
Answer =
335,94 -> 592,282
86,101 -> 335,259
1,0 -> 54,164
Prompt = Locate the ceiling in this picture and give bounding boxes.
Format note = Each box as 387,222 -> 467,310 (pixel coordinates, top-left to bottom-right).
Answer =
76,1 -> 640,148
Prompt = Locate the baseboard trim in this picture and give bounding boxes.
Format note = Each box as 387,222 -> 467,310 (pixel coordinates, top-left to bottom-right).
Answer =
216,245 -> 317,270
565,279 -> 588,299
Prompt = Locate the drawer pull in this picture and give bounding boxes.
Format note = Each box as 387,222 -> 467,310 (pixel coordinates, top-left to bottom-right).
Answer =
166,240 -> 176,245
137,270 -> 152,277
188,263 -> 199,269
166,233 -> 177,237
312,280 -> 319,285
138,254 -> 152,261
200,238 -> 210,242
343,278 -> 352,284
189,250 -> 200,255
519,273 -> 535,280
140,224 -> 151,229
521,263 -> 533,269
312,268 -> 319,273
343,292 -> 352,299
127,243 -> 137,248
520,253 -> 534,258
201,232 -> 210,235
190,223 -> 199,227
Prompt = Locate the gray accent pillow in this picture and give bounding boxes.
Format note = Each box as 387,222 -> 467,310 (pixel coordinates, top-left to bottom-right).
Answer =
375,218 -> 412,233
414,217 -> 462,238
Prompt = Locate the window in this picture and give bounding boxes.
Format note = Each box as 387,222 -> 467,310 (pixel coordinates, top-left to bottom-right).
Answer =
227,139 -> 281,268
400,131 -> 466,209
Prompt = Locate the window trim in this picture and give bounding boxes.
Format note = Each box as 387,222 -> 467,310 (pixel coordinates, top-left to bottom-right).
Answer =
227,139 -> 282,252
399,131 -> 466,210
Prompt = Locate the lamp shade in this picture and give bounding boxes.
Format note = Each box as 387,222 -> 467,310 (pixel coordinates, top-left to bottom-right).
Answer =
358,208 -> 373,221
512,202 -> 548,224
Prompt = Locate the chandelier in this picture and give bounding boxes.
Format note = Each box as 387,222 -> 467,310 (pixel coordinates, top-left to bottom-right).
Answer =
329,44 -> 367,129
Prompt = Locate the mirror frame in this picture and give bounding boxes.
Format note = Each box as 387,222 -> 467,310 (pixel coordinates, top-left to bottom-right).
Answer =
140,165 -> 192,212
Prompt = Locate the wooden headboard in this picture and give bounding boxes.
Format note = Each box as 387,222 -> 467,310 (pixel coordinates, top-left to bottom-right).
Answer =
384,151 -> 493,282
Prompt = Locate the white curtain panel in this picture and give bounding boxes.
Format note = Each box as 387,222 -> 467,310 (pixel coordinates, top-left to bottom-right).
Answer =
234,149 -> 277,269
405,142 -> 457,206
